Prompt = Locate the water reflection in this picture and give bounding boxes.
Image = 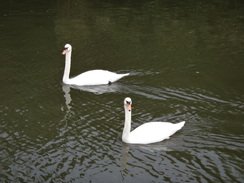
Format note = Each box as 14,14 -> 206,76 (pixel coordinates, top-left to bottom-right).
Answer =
61,84 -> 73,121
120,144 -> 130,171
136,144 -> 174,152
70,83 -> 124,95
121,143 -> 172,168
120,138 -> 183,172
62,84 -> 72,110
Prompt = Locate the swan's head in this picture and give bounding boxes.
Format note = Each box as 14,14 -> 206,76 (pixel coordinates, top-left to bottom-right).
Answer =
62,44 -> 72,55
124,97 -> 132,112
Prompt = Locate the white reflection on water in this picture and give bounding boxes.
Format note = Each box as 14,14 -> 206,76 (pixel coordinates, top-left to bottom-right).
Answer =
62,85 -> 72,110
62,80 -> 130,96
70,83 -> 123,95
120,143 -> 174,170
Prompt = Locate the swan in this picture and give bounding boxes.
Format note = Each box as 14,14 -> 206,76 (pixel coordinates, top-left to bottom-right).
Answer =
122,97 -> 185,144
62,44 -> 129,86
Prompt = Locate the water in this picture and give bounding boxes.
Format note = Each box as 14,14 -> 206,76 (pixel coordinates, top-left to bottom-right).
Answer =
0,0 -> 243,182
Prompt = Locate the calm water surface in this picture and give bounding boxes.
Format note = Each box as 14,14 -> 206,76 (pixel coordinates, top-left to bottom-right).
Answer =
0,0 -> 243,182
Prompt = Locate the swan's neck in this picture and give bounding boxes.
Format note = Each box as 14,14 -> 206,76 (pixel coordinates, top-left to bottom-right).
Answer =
122,108 -> 131,142
63,51 -> 71,84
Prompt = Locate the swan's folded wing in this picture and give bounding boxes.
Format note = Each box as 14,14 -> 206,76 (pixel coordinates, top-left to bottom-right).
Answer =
128,122 -> 184,144
70,70 -> 129,85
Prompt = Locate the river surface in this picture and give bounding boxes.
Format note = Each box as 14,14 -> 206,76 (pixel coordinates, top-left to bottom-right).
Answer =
0,0 -> 243,182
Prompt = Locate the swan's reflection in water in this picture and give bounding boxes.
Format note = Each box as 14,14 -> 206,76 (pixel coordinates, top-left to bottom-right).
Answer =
121,144 -> 131,171
61,83 -> 128,118
120,142 -> 174,171
62,85 -> 74,120
62,83 -> 123,110
62,85 -> 72,110
70,83 -> 125,95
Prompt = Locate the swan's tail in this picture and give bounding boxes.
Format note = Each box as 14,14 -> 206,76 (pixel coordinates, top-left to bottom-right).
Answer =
120,73 -> 130,77
114,73 -> 130,82
176,121 -> 185,130
109,72 -> 130,83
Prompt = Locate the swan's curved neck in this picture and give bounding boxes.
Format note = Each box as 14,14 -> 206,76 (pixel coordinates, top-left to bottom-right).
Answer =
122,108 -> 131,142
63,51 -> 71,84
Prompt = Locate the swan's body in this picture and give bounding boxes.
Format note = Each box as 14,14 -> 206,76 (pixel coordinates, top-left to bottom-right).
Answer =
62,44 -> 129,86
122,97 -> 185,144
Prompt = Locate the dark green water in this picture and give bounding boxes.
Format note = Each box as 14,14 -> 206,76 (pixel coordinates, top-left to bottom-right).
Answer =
0,0 -> 243,182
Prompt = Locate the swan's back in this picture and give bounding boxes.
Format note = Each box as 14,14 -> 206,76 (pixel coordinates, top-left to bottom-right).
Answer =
69,70 -> 129,86
128,121 -> 185,144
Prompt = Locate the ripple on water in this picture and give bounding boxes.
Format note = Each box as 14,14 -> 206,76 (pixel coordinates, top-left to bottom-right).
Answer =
1,73 -> 243,182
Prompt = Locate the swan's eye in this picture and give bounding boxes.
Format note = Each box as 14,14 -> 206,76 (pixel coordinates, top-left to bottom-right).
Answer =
126,101 -> 131,105
64,47 -> 68,50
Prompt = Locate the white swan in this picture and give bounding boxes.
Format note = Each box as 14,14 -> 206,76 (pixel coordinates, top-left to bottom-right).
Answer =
122,97 -> 185,144
62,44 -> 129,86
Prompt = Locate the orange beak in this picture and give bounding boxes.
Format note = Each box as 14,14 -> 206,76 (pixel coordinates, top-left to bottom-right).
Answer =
62,49 -> 67,55
126,104 -> 131,111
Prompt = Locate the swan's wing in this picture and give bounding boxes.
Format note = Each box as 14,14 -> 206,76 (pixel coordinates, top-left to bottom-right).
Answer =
70,70 -> 129,85
128,122 -> 185,144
